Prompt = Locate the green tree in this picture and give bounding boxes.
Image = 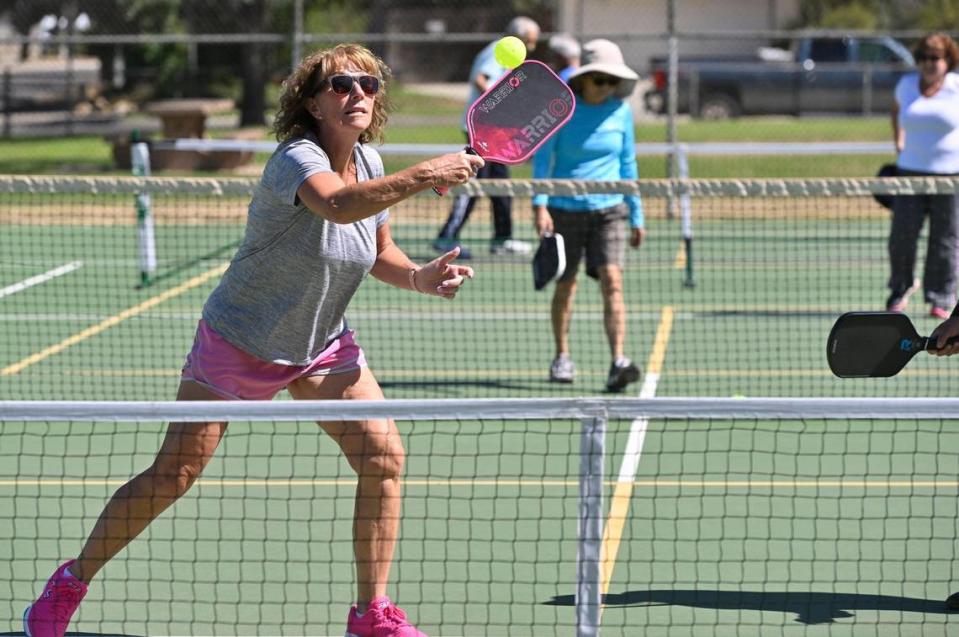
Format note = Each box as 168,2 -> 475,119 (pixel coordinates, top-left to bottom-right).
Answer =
85,0 -> 188,98
181,0 -> 278,126
797,0 -> 959,30
916,0 -> 959,31
819,3 -> 878,29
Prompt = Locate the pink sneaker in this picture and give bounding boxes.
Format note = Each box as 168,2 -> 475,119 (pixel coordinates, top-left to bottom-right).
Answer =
23,560 -> 88,637
887,277 -> 921,313
346,596 -> 427,637
931,306 -> 951,319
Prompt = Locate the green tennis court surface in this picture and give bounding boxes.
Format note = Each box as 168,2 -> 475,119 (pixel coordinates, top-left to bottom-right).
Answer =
3,178 -> 959,635
3,413 -> 958,635
3,195 -> 958,401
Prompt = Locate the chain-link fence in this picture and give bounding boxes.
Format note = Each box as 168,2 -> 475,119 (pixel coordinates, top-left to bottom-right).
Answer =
1,0 -> 957,180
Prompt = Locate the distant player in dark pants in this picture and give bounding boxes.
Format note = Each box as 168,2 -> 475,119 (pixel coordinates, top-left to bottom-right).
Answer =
886,32 -> 959,318
435,146 -> 512,256
433,16 -> 540,258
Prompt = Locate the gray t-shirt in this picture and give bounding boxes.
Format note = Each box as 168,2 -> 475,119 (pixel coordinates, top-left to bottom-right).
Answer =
202,135 -> 389,364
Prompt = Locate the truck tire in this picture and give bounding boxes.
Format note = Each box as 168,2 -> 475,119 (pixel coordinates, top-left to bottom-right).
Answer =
698,93 -> 740,120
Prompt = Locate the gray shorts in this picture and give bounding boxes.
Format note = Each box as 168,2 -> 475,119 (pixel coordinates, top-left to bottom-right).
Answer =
549,203 -> 628,281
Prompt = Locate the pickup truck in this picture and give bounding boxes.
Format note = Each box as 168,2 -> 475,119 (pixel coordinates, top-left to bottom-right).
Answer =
644,36 -> 914,119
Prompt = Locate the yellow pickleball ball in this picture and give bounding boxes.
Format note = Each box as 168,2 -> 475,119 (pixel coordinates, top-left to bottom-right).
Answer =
494,36 -> 527,69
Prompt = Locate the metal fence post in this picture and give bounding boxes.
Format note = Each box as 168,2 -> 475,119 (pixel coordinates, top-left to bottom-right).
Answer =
666,0 -> 679,219
292,0 -> 304,72
2,67 -> 10,139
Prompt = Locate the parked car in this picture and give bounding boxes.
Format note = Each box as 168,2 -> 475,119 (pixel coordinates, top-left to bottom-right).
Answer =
645,36 -> 914,119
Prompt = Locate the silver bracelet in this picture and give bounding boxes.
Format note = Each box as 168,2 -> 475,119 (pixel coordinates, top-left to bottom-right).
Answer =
408,267 -> 422,293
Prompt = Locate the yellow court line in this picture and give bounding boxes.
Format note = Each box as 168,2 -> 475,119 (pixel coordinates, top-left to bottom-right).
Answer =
673,243 -> 686,269
3,478 -> 956,489
0,478 -> 581,488
47,368 -> 609,379
600,305 -> 674,598
1,264 -> 228,377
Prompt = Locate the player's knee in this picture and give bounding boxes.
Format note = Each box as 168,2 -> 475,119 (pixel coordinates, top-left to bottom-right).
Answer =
602,280 -> 623,297
600,271 -> 623,296
554,281 -> 575,300
357,441 -> 406,480
147,459 -> 205,498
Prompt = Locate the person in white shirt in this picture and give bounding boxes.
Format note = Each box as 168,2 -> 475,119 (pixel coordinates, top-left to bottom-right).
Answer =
432,16 -> 540,258
886,32 -> 959,318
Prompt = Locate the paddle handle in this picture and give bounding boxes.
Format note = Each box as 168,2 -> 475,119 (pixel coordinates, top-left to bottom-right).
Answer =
433,147 -> 480,197
923,334 -> 959,351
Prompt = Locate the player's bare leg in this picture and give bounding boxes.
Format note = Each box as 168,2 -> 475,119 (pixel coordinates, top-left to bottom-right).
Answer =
73,380 -> 229,582
289,367 -> 424,636
599,264 -> 640,392
25,381 -> 228,637
550,278 -> 577,382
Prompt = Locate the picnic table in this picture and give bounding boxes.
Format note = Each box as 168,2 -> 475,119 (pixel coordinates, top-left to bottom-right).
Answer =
112,98 -> 255,171
146,98 -> 235,139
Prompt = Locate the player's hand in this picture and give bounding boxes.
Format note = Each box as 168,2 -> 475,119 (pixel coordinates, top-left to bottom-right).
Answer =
414,246 -> 475,299
534,206 -> 553,237
429,152 -> 485,188
928,315 -> 959,356
630,227 -> 645,248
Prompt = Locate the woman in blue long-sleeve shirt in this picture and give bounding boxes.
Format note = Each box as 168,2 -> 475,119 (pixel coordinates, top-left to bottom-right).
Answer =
532,39 -> 645,392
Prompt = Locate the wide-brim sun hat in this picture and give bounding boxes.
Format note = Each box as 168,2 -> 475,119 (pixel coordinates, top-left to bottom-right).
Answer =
567,38 -> 639,99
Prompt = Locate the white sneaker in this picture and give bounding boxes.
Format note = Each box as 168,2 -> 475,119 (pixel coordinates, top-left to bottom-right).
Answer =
490,239 -> 532,255
550,355 -> 575,383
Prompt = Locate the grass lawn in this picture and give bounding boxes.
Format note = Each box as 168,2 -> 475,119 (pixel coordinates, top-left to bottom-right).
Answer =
635,115 -> 891,143
0,137 -> 115,174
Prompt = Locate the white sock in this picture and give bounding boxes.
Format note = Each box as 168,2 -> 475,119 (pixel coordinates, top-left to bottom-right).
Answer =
64,566 -> 77,580
614,356 -> 631,368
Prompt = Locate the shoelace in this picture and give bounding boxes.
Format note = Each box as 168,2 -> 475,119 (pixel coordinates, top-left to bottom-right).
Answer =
372,603 -> 408,630
48,581 -> 84,622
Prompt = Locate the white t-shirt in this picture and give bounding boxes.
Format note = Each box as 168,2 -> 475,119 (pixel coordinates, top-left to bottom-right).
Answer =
896,71 -> 959,174
462,40 -> 508,131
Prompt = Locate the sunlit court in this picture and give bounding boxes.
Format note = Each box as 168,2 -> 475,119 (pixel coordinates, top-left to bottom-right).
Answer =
4,2 -> 959,636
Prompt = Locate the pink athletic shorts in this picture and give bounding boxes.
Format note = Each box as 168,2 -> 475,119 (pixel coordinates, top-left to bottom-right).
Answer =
180,319 -> 367,400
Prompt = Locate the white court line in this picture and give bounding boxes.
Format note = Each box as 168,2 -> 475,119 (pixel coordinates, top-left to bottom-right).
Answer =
617,372 -> 658,481
600,306 -> 674,600
0,261 -> 83,299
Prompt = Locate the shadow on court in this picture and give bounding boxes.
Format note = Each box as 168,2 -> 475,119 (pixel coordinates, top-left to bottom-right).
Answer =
545,590 -> 955,624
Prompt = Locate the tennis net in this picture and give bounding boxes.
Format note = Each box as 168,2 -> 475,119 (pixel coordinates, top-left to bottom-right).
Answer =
2,397 -> 958,636
3,175 -> 959,400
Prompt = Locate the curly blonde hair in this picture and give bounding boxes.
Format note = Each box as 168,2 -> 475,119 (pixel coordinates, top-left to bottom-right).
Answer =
272,43 -> 393,144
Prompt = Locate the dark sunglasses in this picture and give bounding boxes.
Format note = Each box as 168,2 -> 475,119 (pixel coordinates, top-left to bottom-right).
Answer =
916,54 -> 944,62
326,74 -> 380,96
588,75 -> 621,87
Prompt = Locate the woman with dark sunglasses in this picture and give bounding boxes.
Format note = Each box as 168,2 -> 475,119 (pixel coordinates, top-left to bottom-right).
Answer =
531,39 -> 646,393
23,44 -> 482,637
885,32 -> 959,319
